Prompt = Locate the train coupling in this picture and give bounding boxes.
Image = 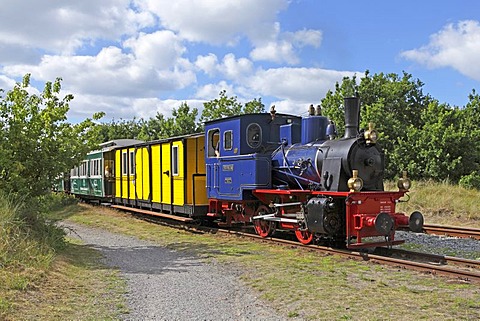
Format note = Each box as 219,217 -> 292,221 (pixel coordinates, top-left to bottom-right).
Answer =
395,211 -> 424,233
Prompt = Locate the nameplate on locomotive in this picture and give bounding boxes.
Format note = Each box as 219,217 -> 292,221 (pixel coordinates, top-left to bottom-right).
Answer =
222,164 -> 234,171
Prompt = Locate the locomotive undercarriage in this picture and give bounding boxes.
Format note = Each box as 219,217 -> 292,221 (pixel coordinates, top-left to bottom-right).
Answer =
206,188 -> 423,249
250,191 -> 350,245
252,200 -> 348,247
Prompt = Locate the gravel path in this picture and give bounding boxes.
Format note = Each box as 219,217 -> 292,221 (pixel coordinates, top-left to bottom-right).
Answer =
63,222 -> 287,321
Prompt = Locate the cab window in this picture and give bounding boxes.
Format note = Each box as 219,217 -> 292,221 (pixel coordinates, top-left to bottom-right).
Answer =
246,123 -> 262,148
224,130 -> 233,150
207,129 -> 220,157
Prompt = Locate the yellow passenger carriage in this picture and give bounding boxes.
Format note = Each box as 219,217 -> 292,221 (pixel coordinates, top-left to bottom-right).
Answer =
114,133 -> 208,218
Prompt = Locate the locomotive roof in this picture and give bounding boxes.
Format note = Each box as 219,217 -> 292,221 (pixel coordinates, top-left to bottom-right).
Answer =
204,112 -> 301,125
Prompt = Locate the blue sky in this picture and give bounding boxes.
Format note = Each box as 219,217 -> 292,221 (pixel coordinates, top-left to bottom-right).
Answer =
0,0 -> 478,123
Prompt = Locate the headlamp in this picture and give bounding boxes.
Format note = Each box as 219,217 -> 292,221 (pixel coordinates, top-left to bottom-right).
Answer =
364,122 -> 378,144
397,171 -> 411,191
348,170 -> 363,192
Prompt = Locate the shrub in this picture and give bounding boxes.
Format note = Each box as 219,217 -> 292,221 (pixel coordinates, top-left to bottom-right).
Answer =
37,192 -> 78,213
0,191 -> 66,269
459,172 -> 480,190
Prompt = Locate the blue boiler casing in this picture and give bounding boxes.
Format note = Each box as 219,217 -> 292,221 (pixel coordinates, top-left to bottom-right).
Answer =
272,144 -> 323,189
273,115 -> 328,189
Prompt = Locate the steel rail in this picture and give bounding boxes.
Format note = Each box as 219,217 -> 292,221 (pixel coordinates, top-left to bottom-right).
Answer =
217,228 -> 480,283
106,205 -> 480,283
423,224 -> 480,240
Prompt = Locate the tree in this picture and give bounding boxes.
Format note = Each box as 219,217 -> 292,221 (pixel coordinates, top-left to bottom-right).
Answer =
137,102 -> 200,141
391,101 -> 469,181
96,117 -> 145,142
244,97 -> 265,114
137,113 -> 171,141
170,102 -> 200,136
0,74 -> 100,197
321,71 -> 434,179
198,90 -> 265,129
457,90 -> 480,188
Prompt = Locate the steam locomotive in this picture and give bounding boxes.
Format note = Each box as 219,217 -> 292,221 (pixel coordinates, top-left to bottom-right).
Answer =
65,95 -> 423,248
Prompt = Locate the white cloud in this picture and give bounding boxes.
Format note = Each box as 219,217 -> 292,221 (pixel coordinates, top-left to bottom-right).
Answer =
0,0 -> 346,122
287,29 -> 323,48
3,46 -> 196,98
248,67 -> 356,103
68,94 -> 206,122
193,66 -> 358,116
401,20 -> 480,81
0,75 -> 16,91
144,0 -> 289,45
195,81 -> 235,100
250,41 -> 298,64
195,54 -> 218,76
268,99 -> 309,115
250,23 -> 323,65
124,30 -> 186,69
219,54 -> 254,80
0,0 -> 155,57
195,53 -> 254,80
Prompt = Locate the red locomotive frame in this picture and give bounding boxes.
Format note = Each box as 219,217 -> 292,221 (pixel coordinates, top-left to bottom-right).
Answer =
206,189 -> 415,249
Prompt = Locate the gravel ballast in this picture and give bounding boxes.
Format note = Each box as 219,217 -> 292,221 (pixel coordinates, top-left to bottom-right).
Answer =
63,222 -> 286,321
396,230 -> 480,260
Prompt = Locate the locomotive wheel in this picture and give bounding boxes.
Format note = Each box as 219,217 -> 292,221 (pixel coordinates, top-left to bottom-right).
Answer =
253,205 -> 275,238
295,229 -> 314,245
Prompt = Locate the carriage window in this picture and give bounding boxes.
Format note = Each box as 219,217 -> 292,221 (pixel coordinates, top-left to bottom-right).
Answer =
172,145 -> 179,176
90,159 -> 102,176
129,151 -> 135,175
224,130 -> 233,150
207,129 -> 220,157
104,160 -> 114,178
122,152 -> 128,176
79,161 -> 88,177
246,123 -> 262,148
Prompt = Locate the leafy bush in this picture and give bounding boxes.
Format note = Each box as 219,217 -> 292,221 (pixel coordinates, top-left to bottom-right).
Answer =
37,192 -> 78,213
0,191 -> 66,269
459,172 -> 480,190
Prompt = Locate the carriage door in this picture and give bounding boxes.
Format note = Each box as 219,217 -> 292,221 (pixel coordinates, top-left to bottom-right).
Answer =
171,141 -> 184,207
206,129 -> 220,198
161,142 -> 172,206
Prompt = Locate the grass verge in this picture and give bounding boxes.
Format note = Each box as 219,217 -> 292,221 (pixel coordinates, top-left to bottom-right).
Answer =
0,198 -> 127,321
4,237 -> 128,321
63,204 -> 480,321
386,180 -> 480,227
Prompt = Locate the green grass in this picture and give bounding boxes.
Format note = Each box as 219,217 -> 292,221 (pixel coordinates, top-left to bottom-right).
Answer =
8,237 -> 127,320
385,180 -> 480,226
3,181 -> 480,320
61,203 -> 480,320
0,192 -> 61,319
0,193 -> 126,320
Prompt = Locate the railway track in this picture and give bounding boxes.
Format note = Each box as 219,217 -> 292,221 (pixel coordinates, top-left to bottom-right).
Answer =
217,228 -> 480,283
423,224 -> 480,240
110,206 -> 480,283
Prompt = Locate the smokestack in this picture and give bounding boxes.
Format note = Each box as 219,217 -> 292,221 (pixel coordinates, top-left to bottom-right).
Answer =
343,95 -> 360,138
